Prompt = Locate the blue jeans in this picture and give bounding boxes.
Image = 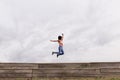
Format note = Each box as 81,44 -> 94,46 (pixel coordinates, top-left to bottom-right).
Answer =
53,46 -> 64,55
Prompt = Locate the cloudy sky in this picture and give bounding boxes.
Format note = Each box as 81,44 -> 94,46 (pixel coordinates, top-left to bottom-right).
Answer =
0,0 -> 120,63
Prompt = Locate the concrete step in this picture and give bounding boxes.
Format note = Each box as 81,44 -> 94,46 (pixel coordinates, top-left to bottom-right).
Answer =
0,62 -> 120,69
32,68 -> 100,77
0,62 -> 119,78
38,62 -> 120,69
0,73 -> 32,78
0,63 -> 38,69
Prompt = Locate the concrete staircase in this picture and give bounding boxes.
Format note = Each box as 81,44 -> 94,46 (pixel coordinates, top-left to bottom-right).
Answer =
0,62 -> 120,79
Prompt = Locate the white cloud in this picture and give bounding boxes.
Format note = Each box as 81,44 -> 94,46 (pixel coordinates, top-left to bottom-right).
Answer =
0,0 -> 120,62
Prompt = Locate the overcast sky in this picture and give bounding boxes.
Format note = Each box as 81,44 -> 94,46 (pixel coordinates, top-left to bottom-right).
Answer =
0,0 -> 120,63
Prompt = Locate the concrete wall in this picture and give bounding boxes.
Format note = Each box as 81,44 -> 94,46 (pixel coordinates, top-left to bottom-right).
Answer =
0,62 -> 120,79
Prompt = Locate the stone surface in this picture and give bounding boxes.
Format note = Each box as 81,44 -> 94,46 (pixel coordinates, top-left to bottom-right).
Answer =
0,62 -> 119,78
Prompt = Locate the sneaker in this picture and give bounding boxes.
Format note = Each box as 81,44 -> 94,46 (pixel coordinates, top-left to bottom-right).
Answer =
57,54 -> 59,58
52,52 -> 54,55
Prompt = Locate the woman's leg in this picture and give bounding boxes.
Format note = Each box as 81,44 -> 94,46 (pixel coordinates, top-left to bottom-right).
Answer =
52,46 -> 60,55
59,46 -> 64,55
52,46 -> 64,57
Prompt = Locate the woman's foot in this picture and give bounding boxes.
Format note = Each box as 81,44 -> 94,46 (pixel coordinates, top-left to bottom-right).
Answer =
57,54 -> 59,58
52,52 -> 54,55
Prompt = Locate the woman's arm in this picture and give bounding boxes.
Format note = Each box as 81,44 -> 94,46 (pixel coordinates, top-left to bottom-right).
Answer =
62,33 -> 64,39
50,40 -> 58,42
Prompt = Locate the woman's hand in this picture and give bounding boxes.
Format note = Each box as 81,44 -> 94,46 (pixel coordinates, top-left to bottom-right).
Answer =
50,40 -> 53,42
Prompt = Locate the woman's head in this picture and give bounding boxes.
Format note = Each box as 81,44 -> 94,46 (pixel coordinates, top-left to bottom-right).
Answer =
58,36 -> 62,40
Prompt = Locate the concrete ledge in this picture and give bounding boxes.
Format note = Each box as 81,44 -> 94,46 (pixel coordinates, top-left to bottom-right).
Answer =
0,62 -> 120,78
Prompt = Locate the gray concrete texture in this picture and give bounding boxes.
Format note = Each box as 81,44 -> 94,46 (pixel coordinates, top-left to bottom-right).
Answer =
0,62 -> 119,78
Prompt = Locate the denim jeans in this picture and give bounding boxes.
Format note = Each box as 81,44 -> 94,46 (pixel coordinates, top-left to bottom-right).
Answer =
53,46 -> 64,55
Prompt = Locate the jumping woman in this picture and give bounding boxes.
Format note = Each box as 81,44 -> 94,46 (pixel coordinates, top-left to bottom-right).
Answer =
50,33 -> 64,58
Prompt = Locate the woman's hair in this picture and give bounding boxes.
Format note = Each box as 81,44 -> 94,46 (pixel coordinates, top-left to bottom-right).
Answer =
58,36 -> 62,40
